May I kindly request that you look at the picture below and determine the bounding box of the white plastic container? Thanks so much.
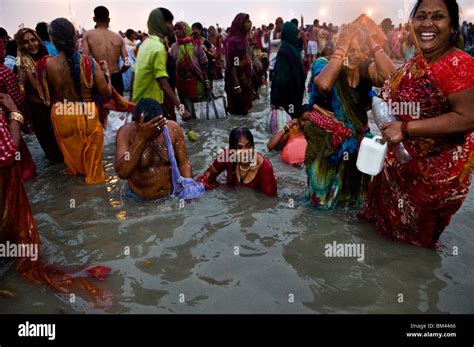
[356,135,387,176]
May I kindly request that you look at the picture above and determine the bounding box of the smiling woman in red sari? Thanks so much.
[360,0,474,248]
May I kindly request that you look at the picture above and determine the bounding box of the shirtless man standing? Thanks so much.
[115,98,192,201]
[307,19,320,64]
[82,6,129,95]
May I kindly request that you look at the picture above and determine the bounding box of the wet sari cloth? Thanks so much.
[360,51,474,247]
[305,57,372,209]
[270,22,307,118]
[224,13,257,115]
[46,54,105,184]
[0,119,108,302]
[172,22,207,103]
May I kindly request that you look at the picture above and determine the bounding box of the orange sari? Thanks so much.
[51,102,105,184]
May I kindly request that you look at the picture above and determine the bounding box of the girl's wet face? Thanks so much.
[237,137,253,150]
[236,137,255,164]
[412,0,452,56]
[22,32,39,56]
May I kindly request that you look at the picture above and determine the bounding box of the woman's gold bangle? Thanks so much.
[9,111,25,125]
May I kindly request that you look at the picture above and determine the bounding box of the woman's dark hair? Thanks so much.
[229,127,254,150]
[6,40,17,57]
[134,98,169,122]
[159,8,174,22]
[192,22,203,31]
[49,18,81,100]
[35,22,50,42]
[410,0,461,45]
[125,29,135,39]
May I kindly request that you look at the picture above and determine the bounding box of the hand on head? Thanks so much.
[137,112,167,141]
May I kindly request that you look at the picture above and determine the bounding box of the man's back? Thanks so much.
[84,28,123,73]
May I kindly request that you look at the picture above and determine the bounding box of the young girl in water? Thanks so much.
[198,127,277,197]
[267,104,310,165]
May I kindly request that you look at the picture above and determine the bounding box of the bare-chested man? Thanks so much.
[307,19,320,63]
[83,6,129,95]
[115,98,192,201]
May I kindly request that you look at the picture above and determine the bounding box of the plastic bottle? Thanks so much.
[368,91,412,164]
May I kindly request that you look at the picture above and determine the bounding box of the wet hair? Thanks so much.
[410,0,460,45]
[229,127,254,150]
[125,29,135,39]
[192,22,203,31]
[160,8,174,22]
[291,19,299,27]
[133,98,169,122]
[49,18,81,100]
[35,22,50,42]
[94,6,109,22]
[6,40,17,57]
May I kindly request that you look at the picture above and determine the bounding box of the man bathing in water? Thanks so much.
[82,6,129,95]
[115,98,192,201]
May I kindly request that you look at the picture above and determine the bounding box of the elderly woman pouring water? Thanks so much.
[360,0,474,248]
[305,15,396,210]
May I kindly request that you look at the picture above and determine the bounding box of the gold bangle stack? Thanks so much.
[9,111,25,125]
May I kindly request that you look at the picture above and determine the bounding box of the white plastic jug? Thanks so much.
[356,135,387,176]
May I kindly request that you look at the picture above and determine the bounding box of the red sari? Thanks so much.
[198,148,277,197]
[0,65,37,181]
[360,50,474,247]
[0,116,108,300]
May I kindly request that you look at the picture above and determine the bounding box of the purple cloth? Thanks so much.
[163,126,205,200]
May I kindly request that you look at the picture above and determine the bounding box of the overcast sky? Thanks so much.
[1,0,473,35]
